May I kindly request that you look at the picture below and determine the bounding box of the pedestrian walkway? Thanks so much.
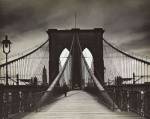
[15,90,144,119]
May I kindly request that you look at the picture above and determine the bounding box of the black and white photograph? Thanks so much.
[0,0,150,118]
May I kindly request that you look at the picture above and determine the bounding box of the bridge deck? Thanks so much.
[14,90,144,119]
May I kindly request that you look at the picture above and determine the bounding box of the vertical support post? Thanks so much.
[146,56,148,82]
[2,67,4,84]
[113,87,115,111]
[9,64,11,84]
[6,53,8,86]
[0,67,1,84]
[133,72,135,84]
[136,60,138,82]
[137,61,139,84]
[126,56,128,79]
[124,56,126,79]
[144,63,145,83]
[129,58,131,80]
[16,74,19,85]
[140,91,144,117]
[141,62,142,84]
[147,64,149,82]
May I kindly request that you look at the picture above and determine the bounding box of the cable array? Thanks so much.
[103,39,150,85]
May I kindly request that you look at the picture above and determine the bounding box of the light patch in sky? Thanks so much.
[82,48,93,68]
[60,48,70,67]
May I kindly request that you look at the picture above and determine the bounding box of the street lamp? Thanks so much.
[2,35,11,85]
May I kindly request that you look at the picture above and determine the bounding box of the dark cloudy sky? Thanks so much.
[0,0,150,59]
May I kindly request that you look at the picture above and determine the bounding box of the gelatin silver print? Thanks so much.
[0,0,150,119]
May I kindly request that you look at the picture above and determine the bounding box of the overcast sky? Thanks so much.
[0,0,150,59]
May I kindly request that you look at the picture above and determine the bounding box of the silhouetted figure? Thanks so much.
[33,76,38,85]
[63,83,68,97]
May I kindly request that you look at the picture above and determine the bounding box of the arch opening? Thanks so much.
[59,48,71,87]
[82,48,94,87]
[59,48,70,67]
[82,48,94,70]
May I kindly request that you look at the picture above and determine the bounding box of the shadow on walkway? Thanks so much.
[10,91,80,119]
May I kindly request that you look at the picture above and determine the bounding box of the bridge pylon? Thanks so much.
[47,28,105,87]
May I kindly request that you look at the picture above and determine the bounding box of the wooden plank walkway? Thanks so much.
[16,90,144,119]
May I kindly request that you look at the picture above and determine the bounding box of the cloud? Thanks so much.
[120,34,150,50]
[0,0,150,57]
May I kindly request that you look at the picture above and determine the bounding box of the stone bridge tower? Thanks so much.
[47,28,104,88]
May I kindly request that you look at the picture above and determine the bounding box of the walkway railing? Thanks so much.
[103,39,150,118]
[0,35,74,118]
[0,39,50,118]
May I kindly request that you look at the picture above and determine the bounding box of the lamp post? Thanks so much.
[2,35,11,86]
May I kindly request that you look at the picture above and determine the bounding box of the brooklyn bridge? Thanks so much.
[0,28,149,119]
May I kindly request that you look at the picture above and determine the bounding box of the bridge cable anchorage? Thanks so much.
[75,32,119,110]
[37,34,75,107]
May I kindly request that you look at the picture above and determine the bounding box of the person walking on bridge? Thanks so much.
[63,83,69,97]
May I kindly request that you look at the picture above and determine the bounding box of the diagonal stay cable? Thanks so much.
[37,34,75,106]
[76,33,119,110]
[76,33,104,91]
[47,34,75,92]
